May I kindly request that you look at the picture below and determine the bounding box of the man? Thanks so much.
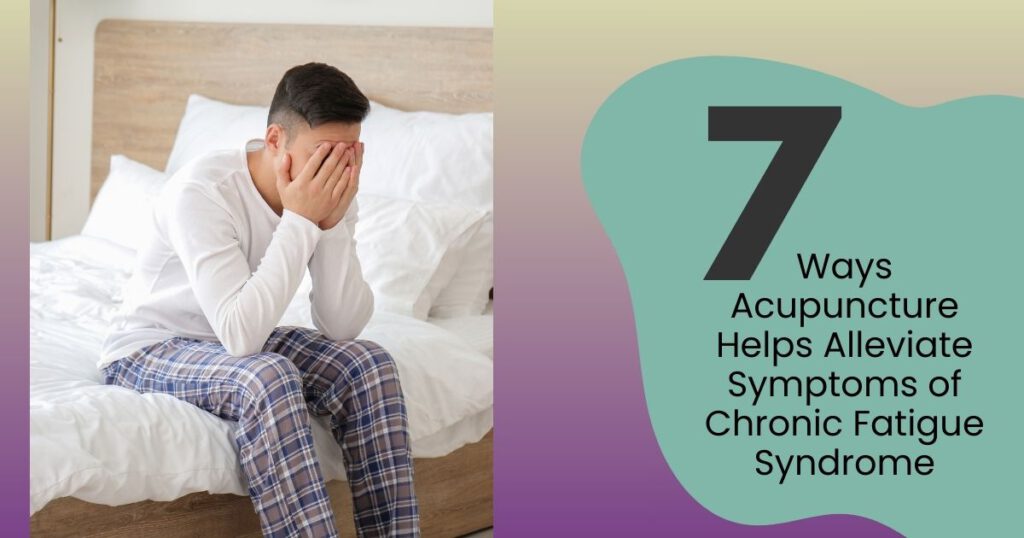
[99,63,419,537]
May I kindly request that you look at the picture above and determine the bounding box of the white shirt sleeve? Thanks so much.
[165,184,323,356]
[307,199,375,341]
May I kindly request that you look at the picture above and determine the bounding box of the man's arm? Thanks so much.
[167,142,347,356]
[166,184,322,356]
[308,142,373,339]
[308,198,374,340]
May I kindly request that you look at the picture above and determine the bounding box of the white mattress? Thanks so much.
[30,235,493,515]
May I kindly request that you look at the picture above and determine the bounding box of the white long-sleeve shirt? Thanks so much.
[98,141,374,369]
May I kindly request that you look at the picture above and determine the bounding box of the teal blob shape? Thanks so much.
[581,56,1024,536]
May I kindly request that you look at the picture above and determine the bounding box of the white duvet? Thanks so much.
[30,235,493,515]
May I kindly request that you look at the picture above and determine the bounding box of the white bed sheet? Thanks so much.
[30,235,493,515]
[427,309,494,360]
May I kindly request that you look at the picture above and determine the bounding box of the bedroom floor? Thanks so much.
[465,528,493,537]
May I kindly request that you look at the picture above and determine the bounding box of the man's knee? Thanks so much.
[342,339,400,383]
[239,352,302,405]
[356,339,395,364]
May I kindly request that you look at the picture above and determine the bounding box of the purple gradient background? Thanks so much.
[492,93,898,536]
[5,1,29,534]
[491,1,1021,533]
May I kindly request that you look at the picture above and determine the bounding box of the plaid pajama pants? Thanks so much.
[101,325,420,537]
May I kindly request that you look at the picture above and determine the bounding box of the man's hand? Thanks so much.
[318,141,362,231]
[276,142,351,225]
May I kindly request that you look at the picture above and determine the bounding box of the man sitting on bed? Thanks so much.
[98,63,419,538]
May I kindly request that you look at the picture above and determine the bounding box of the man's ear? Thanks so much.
[265,124,285,153]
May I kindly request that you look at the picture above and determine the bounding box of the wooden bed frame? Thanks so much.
[30,433,492,537]
[30,19,493,537]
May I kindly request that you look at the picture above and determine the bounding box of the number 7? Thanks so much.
[704,106,841,280]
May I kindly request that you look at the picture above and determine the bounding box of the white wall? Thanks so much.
[29,0,50,241]
[48,0,493,239]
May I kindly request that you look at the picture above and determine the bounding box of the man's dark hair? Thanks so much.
[268,62,370,141]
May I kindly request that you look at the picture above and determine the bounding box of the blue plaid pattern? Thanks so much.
[101,325,420,537]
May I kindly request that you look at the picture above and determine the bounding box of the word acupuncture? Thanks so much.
[731,292,959,328]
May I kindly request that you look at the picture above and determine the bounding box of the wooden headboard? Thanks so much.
[91,20,493,200]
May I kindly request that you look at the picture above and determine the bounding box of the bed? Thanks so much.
[30,20,493,537]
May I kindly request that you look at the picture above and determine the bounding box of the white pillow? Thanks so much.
[360,102,494,317]
[164,94,268,175]
[81,155,167,251]
[430,213,493,317]
[354,194,486,319]
[418,218,483,317]
[165,96,494,210]
[359,101,493,209]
